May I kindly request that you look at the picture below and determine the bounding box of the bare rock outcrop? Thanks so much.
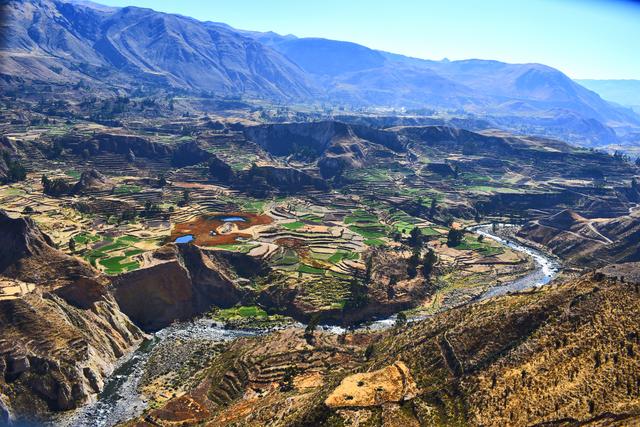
[72,168,113,193]
[325,361,419,408]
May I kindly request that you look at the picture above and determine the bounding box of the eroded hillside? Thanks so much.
[122,267,640,427]
[0,211,145,423]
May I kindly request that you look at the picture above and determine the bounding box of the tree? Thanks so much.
[387,276,397,300]
[364,254,374,284]
[177,190,190,207]
[478,234,485,243]
[408,227,423,248]
[345,277,368,310]
[447,228,464,247]
[157,174,167,188]
[280,366,296,392]
[364,344,375,361]
[2,153,27,184]
[422,248,437,278]
[68,238,76,253]
[429,198,438,217]
[453,163,460,179]
[407,251,420,279]
[395,312,407,328]
[444,215,454,227]
[126,149,135,163]
[304,315,319,345]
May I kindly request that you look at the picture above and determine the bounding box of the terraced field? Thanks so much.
[79,233,161,275]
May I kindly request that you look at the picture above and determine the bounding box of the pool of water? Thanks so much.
[174,234,194,244]
[216,216,246,222]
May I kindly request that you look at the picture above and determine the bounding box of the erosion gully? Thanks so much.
[60,224,561,427]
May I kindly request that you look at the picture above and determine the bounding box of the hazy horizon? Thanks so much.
[94,0,640,80]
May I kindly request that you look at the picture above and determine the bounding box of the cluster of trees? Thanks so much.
[1,153,26,184]
[44,140,64,160]
[407,247,438,279]
[41,174,73,196]
[405,197,439,221]
[34,99,71,117]
[345,276,369,310]
[140,200,163,218]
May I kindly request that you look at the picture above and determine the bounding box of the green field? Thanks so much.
[298,264,326,275]
[98,256,140,275]
[80,234,152,275]
[214,305,268,320]
[453,236,505,256]
[282,221,305,230]
[328,250,359,264]
[65,170,81,180]
[114,184,142,195]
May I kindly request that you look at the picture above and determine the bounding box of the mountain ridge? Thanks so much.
[2,0,640,147]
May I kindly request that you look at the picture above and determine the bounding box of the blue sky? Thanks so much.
[97,0,640,79]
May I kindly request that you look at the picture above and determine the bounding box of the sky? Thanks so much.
[96,0,640,79]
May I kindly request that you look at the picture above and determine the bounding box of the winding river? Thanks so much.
[60,224,561,427]
[470,224,561,299]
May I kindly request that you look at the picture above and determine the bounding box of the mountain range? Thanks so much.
[2,0,640,146]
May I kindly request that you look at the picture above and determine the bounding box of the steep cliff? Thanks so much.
[0,211,145,424]
[112,244,251,331]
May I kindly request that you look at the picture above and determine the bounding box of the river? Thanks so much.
[60,223,560,427]
[470,224,561,299]
[58,320,258,427]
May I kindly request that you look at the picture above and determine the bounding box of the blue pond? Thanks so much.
[174,234,194,244]
[216,216,246,222]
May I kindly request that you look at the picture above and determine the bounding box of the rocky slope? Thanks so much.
[244,121,404,179]
[0,0,313,99]
[0,211,145,424]
[518,209,640,267]
[122,266,640,426]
